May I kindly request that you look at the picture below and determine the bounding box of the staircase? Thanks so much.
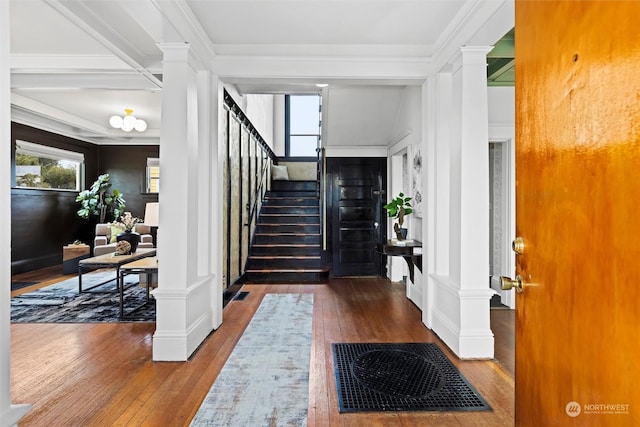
[244,180,329,283]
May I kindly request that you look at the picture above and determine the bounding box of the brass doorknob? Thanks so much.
[512,237,525,255]
[500,275,523,293]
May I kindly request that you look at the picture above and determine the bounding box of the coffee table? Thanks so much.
[118,256,158,319]
[78,248,156,293]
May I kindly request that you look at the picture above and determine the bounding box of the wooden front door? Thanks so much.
[328,157,386,277]
[515,1,640,425]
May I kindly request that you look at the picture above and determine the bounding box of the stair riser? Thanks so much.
[266,191,317,198]
[244,271,328,283]
[260,206,319,215]
[271,181,317,192]
[252,234,320,245]
[256,224,320,234]
[246,258,325,269]
[250,246,321,256]
[263,198,318,207]
[258,215,319,224]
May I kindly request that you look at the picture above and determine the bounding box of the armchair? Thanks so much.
[93,223,154,256]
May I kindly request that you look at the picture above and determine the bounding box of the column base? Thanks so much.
[430,275,495,359]
[151,275,220,361]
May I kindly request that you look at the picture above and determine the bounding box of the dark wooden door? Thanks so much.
[329,158,386,277]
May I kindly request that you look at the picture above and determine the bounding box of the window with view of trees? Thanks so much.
[286,94,321,157]
[14,140,83,191]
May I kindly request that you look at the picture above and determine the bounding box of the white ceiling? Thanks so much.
[8,0,513,146]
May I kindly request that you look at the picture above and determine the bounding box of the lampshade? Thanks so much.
[109,108,147,133]
[144,202,159,227]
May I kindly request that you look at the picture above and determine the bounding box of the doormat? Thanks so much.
[332,343,492,413]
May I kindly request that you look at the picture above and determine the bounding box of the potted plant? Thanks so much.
[383,192,413,240]
[76,174,126,224]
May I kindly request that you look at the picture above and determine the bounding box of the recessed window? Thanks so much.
[14,140,83,191]
[286,94,321,157]
[146,158,160,193]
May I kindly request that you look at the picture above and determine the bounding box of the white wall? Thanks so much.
[387,85,424,308]
[245,94,275,148]
[488,86,515,138]
[488,86,516,308]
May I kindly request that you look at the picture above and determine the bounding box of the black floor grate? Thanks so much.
[233,291,250,301]
[332,343,492,413]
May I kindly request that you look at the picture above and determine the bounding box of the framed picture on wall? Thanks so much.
[412,146,423,218]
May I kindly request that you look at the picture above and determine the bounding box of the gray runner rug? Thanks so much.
[190,293,314,427]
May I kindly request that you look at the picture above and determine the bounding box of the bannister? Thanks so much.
[223,90,278,164]
[317,147,326,253]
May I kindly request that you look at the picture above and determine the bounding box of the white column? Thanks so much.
[0,2,32,424]
[152,43,220,361]
[430,47,495,359]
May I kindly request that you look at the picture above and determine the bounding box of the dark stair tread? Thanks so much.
[245,268,330,273]
[255,232,320,235]
[260,213,319,216]
[252,244,320,247]
[249,255,321,259]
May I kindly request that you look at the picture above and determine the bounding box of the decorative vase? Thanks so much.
[116,230,140,253]
[394,223,408,240]
[399,228,408,240]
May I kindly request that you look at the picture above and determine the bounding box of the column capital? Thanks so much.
[157,42,193,63]
[451,45,494,71]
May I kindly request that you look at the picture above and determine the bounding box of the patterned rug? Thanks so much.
[11,270,155,323]
[190,293,314,426]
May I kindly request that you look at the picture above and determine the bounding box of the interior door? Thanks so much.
[514,2,640,425]
[329,157,386,277]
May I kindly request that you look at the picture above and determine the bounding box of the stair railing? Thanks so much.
[223,90,278,288]
[317,146,326,254]
[223,90,277,230]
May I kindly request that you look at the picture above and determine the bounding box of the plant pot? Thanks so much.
[116,230,140,253]
[395,227,408,240]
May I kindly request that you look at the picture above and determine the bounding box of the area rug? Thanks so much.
[11,270,155,323]
[332,342,492,413]
[190,293,314,426]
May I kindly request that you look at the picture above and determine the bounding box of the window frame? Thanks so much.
[146,157,160,193]
[285,94,322,157]
[14,140,84,191]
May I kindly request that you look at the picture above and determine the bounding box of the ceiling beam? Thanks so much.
[47,0,162,88]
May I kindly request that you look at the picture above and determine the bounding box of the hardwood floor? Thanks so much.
[10,274,515,426]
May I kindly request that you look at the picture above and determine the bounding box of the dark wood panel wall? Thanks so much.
[10,122,159,275]
[98,145,159,220]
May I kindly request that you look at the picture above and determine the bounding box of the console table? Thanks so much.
[376,240,422,283]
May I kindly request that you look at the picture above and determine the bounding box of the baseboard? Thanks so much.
[11,254,60,275]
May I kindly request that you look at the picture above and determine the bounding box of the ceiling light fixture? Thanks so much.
[109,108,147,132]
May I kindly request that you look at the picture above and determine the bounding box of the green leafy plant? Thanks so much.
[76,174,126,223]
[383,192,413,239]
